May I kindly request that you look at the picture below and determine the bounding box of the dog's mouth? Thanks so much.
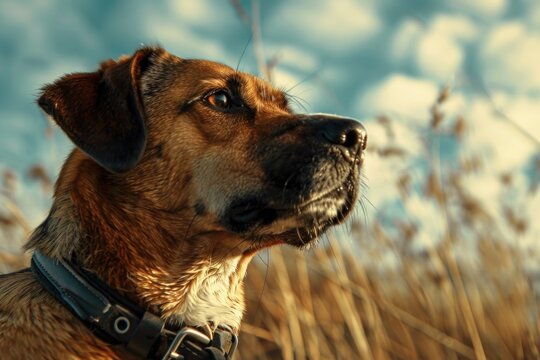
[228,184,348,224]
[224,170,359,246]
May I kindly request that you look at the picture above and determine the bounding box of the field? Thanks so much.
[1,92,539,359]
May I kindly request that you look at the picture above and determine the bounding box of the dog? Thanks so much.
[0,46,366,359]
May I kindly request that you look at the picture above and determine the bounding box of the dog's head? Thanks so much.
[38,46,366,250]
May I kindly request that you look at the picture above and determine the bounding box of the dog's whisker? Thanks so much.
[288,71,318,93]
[256,252,268,266]
[183,213,198,242]
[284,92,309,112]
[236,33,253,72]
[359,198,369,232]
[361,194,377,212]
[251,248,270,322]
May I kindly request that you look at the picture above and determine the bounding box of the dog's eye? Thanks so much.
[206,91,231,110]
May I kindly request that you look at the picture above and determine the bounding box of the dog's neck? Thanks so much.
[26,151,254,330]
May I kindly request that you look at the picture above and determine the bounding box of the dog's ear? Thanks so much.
[38,47,160,173]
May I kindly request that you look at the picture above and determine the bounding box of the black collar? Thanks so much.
[30,250,238,360]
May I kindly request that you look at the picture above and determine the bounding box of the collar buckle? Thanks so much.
[161,324,238,360]
[161,326,212,360]
[216,324,238,358]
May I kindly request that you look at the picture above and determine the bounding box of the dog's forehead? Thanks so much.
[180,58,235,76]
[141,53,288,110]
[237,72,286,103]
[172,58,285,100]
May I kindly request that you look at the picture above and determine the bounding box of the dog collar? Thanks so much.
[30,250,238,360]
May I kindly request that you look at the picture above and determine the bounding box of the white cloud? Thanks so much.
[440,91,468,119]
[269,0,382,52]
[362,119,387,148]
[145,22,228,61]
[265,44,318,72]
[166,0,235,27]
[357,73,439,121]
[141,0,243,63]
[460,173,503,206]
[404,194,445,249]
[490,92,540,142]
[362,116,423,155]
[361,118,424,215]
[361,153,401,210]
[430,15,479,41]
[482,22,540,92]
[390,19,423,61]
[417,32,463,82]
[416,15,478,81]
[448,0,508,18]
[389,15,478,81]
[483,22,524,55]
[530,3,540,26]
[461,98,538,173]
[391,121,424,155]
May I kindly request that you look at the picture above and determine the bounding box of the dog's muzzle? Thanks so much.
[223,114,366,243]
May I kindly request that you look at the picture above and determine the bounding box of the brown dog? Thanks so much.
[0,46,366,359]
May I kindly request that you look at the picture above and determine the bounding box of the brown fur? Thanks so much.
[0,47,365,359]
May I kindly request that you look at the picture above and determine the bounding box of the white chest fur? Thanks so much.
[175,257,245,329]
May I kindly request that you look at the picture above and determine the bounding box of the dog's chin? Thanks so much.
[277,188,357,248]
[224,177,358,248]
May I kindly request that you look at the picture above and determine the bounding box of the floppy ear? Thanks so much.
[38,47,159,173]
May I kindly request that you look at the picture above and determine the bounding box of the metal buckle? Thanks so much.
[161,326,212,360]
[218,324,238,358]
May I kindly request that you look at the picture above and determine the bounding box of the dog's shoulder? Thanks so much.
[0,269,48,313]
[0,270,119,359]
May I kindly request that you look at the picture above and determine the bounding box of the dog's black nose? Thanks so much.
[313,115,367,151]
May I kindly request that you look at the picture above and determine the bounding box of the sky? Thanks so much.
[0,0,539,260]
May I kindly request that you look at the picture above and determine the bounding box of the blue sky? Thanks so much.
[0,0,539,255]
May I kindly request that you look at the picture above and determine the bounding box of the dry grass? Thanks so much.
[2,200,539,359]
[238,232,539,359]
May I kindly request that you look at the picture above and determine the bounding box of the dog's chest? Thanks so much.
[177,259,244,329]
